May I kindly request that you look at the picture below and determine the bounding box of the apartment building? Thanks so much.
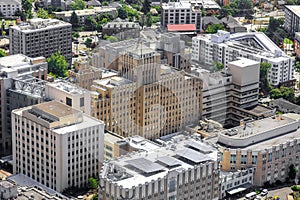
[284,5,300,33]
[9,18,72,65]
[91,44,201,140]
[45,80,92,116]
[99,134,220,200]
[295,32,300,58]
[12,101,104,192]
[156,33,191,72]
[102,21,140,41]
[53,7,117,26]
[68,60,105,90]
[216,113,300,186]
[192,30,295,86]
[0,54,47,156]
[161,1,202,32]
[0,0,21,17]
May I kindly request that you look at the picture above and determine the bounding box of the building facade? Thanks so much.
[192,30,295,86]
[102,21,140,40]
[12,101,104,192]
[9,18,72,65]
[0,54,47,156]
[91,44,201,140]
[99,134,220,200]
[284,5,300,33]
[0,0,21,17]
[217,114,300,186]
[161,2,202,32]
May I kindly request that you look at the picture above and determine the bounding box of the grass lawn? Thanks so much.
[1,19,16,28]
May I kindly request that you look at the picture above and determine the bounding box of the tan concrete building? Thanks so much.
[68,60,103,90]
[216,113,300,186]
[91,44,201,140]
[12,101,104,192]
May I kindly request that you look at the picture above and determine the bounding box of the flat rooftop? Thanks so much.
[46,80,87,95]
[0,54,41,68]
[285,5,300,17]
[228,58,260,67]
[101,135,218,189]
[32,101,80,119]
[93,76,133,89]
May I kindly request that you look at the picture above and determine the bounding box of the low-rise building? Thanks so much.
[269,98,300,114]
[0,180,18,199]
[216,113,300,186]
[99,134,220,200]
[295,32,300,58]
[102,21,140,40]
[53,7,117,26]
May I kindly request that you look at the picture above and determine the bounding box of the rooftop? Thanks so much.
[228,57,260,68]
[10,18,71,33]
[270,98,300,113]
[167,24,196,32]
[0,0,21,5]
[46,80,88,95]
[162,2,192,9]
[101,134,218,189]
[0,54,45,68]
[285,5,300,17]
[93,76,133,89]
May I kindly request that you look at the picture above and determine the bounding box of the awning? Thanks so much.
[226,183,252,195]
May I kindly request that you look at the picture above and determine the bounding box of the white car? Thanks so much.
[260,189,268,196]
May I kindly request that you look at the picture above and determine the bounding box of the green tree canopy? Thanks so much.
[84,16,97,31]
[146,12,152,27]
[36,8,49,19]
[0,49,6,57]
[118,7,128,19]
[211,62,224,72]
[206,24,225,33]
[88,177,98,189]
[270,87,295,102]
[70,0,86,10]
[260,62,272,96]
[70,11,79,28]
[46,51,68,78]
[142,0,151,14]
[289,164,297,180]
[22,0,33,20]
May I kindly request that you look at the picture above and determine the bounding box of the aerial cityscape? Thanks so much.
[0,0,299,199]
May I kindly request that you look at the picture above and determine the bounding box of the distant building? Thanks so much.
[284,5,300,33]
[86,0,101,8]
[0,54,47,156]
[269,98,300,114]
[294,32,300,58]
[53,7,117,26]
[192,30,295,87]
[216,113,300,186]
[156,33,191,72]
[9,18,72,65]
[102,21,140,40]
[0,0,22,17]
[161,1,202,32]
[99,134,220,200]
[202,16,222,32]
[221,16,247,33]
[51,0,62,9]
[12,101,104,192]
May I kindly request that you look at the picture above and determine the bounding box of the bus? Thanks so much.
[245,192,257,200]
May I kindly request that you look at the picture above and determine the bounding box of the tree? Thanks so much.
[206,24,225,33]
[85,38,93,48]
[289,164,297,180]
[270,87,295,102]
[118,7,128,19]
[0,49,6,57]
[211,62,224,72]
[260,62,272,96]
[46,51,68,78]
[146,13,152,27]
[84,16,97,31]
[88,177,98,189]
[220,5,234,17]
[70,0,86,10]
[70,11,79,28]
[270,88,282,99]
[142,0,151,14]
[22,0,33,20]
[36,8,49,19]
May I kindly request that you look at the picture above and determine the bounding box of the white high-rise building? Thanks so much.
[192,31,295,87]
[9,18,72,65]
[0,0,22,17]
[12,101,104,192]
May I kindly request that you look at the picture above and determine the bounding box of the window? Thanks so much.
[80,97,84,107]
[230,154,236,163]
[66,97,72,106]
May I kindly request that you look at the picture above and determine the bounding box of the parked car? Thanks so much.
[260,189,268,196]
